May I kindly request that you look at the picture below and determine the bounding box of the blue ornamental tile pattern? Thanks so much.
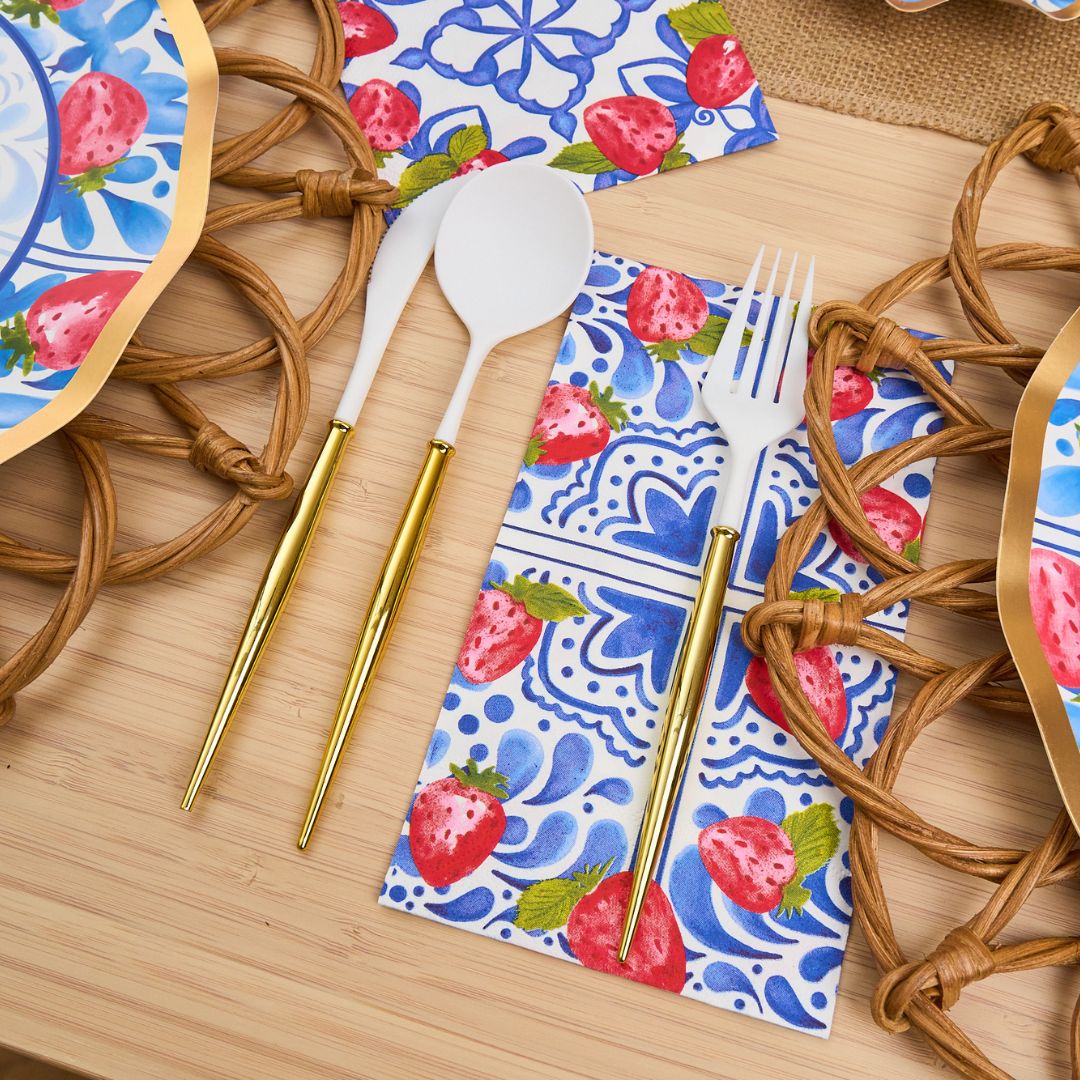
[381,252,951,1036]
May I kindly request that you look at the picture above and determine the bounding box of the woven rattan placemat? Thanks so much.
[724,0,1080,144]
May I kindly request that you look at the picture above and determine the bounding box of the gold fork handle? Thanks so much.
[298,438,455,849]
[182,418,354,812]
[618,523,740,963]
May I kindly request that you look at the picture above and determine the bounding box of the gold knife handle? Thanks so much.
[298,438,455,849]
[618,524,740,963]
[182,418,354,811]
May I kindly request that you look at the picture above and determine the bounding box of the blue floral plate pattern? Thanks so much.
[381,252,952,1036]
[0,0,215,464]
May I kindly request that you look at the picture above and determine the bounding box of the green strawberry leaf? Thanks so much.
[522,582,588,623]
[523,435,545,467]
[514,859,613,931]
[372,149,394,169]
[778,880,812,918]
[866,367,885,384]
[647,339,690,362]
[449,758,510,800]
[549,141,617,175]
[666,1,735,47]
[659,140,692,173]
[0,0,59,27]
[789,587,842,603]
[588,381,629,433]
[902,537,922,564]
[782,803,840,882]
[393,153,455,207]
[493,575,536,605]
[62,163,117,198]
[0,311,35,377]
[447,125,487,167]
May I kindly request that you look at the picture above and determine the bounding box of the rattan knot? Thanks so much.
[189,422,292,502]
[296,167,396,217]
[873,928,997,1035]
[741,592,863,655]
[1024,102,1080,174]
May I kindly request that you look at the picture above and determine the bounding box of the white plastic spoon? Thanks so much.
[298,162,594,848]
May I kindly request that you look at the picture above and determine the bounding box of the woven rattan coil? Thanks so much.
[741,102,1080,1079]
[0,0,395,727]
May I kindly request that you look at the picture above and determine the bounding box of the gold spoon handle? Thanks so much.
[298,438,455,849]
[182,419,354,811]
[618,524,740,963]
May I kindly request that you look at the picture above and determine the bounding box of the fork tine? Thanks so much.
[713,245,764,386]
[736,248,781,399]
[781,256,815,410]
[760,253,798,398]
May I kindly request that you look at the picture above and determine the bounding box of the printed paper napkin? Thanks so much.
[380,253,948,1036]
[336,0,777,207]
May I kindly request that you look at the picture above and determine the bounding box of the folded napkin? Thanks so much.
[337,0,776,206]
[380,252,948,1036]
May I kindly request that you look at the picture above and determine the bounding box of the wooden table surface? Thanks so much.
[3,4,1080,1078]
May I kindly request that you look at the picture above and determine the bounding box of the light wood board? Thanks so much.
[1,3,1079,1078]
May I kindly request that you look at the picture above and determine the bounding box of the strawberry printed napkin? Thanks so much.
[381,253,950,1035]
[336,0,776,208]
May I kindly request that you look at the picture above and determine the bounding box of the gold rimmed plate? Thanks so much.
[1000,306,1080,832]
[0,0,216,465]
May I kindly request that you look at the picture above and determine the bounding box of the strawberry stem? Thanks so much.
[0,312,35,376]
[448,758,510,800]
[588,381,628,433]
[0,0,59,27]
[62,163,118,197]
[523,435,545,467]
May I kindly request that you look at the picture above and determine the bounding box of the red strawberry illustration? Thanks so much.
[514,861,684,992]
[746,648,847,742]
[1030,547,1080,687]
[699,804,839,916]
[457,576,586,684]
[829,486,923,563]
[627,267,710,361]
[409,759,509,887]
[808,351,879,421]
[57,73,148,195]
[337,1,396,57]
[583,96,677,176]
[525,381,628,467]
[0,270,141,375]
[451,148,508,177]
[686,35,755,109]
[348,79,419,160]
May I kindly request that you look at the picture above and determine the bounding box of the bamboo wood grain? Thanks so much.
[2,3,1080,1078]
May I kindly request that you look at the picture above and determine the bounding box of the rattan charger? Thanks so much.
[741,102,1080,1079]
[0,0,395,727]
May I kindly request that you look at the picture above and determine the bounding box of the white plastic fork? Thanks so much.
[619,247,815,964]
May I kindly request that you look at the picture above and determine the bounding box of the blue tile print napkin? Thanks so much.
[380,253,948,1036]
[337,0,777,208]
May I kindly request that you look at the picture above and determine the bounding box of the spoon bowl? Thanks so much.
[435,162,594,350]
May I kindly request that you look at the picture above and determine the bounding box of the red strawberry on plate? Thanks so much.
[627,267,710,361]
[808,350,879,421]
[583,96,677,176]
[829,485,923,563]
[348,79,419,160]
[514,862,685,992]
[409,759,509,887]
[58,73,148,195]
[337,1,396,57]
[686,35,755,109]
[1030,547,1080,687]
[0,270,141,375]
[451,148,508,177]
[699,804,839,916]
[457,576,586,684]
[525,381,628,467]
[746,647,847,742]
